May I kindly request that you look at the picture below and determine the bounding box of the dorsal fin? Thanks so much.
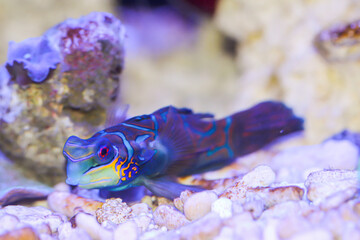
[157,107,210,175]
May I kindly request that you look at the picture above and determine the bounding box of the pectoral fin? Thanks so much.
[142,176,204,199]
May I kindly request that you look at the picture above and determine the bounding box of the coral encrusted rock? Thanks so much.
[0,12,125,185]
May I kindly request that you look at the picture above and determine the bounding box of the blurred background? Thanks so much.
[1,0,360,145]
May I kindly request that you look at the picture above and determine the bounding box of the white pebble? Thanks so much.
[211,198,233,218]
[76,212,113,240]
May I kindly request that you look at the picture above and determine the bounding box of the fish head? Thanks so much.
[63,134,137,189]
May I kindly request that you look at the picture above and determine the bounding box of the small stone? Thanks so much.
[2,205,66,234]
[133,214,153,232]
[320,187,357,211]
[342,224,360,240]
[211,198,233,219]
[243,199,265,219]
[96,198,133,225]
[289,228,333,240]
[305,170,358,205]
[220,166,276,201]
[353,200,360,216]
[76,212,113,240]
[113,220,138,240]
[214,226,235,240]
[157,197,173,206]
[179,212,223,240]
[264,186,304,208]
[48,192,103,217]
[58,222,91,240]
[241,165,276,188]
[224,212,261,239]
[261,201,311,220]
[277,215,311,239]
[53,182,71,193]
[153,205,189,230]
[0,214,20,234]
[131,203,150,216]
[173,190,193,212]
[184,190,218,221]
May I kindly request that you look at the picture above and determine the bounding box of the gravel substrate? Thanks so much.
[0,139,359,239]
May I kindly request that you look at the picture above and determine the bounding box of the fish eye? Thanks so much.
[95,140,115,164]
[98,146,109,159]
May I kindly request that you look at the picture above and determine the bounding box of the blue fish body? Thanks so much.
[63,101,303,199]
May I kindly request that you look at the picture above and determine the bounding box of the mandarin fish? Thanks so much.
[64,101,303,199]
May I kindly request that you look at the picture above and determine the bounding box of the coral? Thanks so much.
[95,198,134,225]
[0,12,125,185]
[6,36,60,85]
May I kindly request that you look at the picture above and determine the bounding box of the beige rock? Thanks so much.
[183,190,218,221]
[240,165,276,188]
[153,205,189,230]
[95,198,133,225]
[47,192,103,217]
[113,220,138,240]
[305,170,358,205]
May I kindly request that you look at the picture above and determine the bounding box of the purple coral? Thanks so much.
[4,12,125,87]
[45,12,126,81]
[6,37,61,86]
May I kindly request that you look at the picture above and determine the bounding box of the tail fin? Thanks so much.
[230,101,304,156]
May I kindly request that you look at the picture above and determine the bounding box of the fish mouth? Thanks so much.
[65,176,80,186]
